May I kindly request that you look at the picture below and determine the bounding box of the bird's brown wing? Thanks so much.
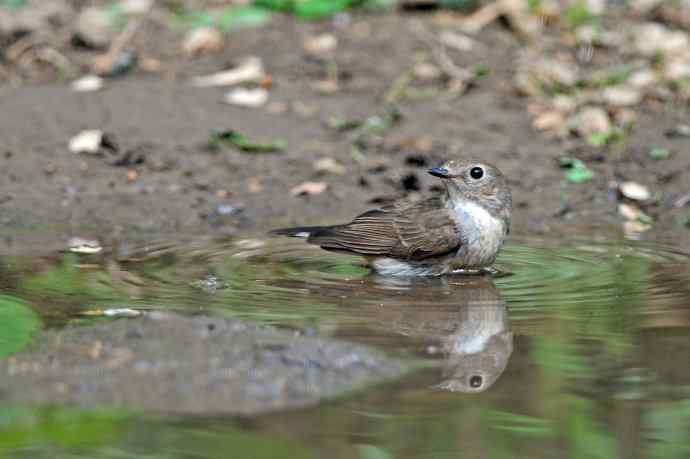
[307,198,462,260]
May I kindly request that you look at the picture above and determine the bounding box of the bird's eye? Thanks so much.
[470,167,484,180]
[469,375,483,388]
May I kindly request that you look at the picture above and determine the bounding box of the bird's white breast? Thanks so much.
[452,200,506,267]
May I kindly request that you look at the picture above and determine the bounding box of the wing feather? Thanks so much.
[307,198,463,260]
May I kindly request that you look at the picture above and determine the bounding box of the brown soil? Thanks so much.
[2,8,690,251]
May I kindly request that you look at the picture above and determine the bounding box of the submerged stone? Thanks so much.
[0,313,405,415]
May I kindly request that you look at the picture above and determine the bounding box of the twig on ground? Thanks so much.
[92,0,157,75]
[5,35,72,75]
[410,20,472,82]
[459,0,539,40]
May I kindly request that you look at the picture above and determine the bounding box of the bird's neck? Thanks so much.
[443,186,510,230]
[446,194,508,240]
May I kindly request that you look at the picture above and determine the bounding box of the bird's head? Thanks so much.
[428,159,512,222]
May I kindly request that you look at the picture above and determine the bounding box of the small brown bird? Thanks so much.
[272,159,511,276]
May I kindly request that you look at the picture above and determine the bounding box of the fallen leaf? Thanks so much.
[649,148,672,160]
[303,33,338,55]
[247,176,264,193]
[559,157,594,183]
[587,130,621,147]
[574,106,612,137]
[533,111,564,131]
[71,74,104,92]
[601,85,642,107]
[224,87,269,107]
[69,130,106,154]
[566,167,594,183]
[209,129,285,153]
[290,181,329,196]
[619,181,651,201]
[182,27,223,56]
[314,157,346,175]
[413,62,442,81]
[191,56,265,87]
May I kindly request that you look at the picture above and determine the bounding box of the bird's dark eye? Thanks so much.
[470,167,484,180]
[469,375,483,388]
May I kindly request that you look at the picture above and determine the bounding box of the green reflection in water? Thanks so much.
[0,295,40,359]
[0,407,318,459]
[0,407,130,456]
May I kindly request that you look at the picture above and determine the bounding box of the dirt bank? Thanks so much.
[2,8,690,251]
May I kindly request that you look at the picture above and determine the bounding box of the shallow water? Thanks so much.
[2,233,690,458]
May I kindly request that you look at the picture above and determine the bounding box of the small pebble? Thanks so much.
[69,130,104,154]
[619,181,651,201]
[224,88,269,108]
[71,75,104,92]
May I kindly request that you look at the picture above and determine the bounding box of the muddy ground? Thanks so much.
[2,5,690,252]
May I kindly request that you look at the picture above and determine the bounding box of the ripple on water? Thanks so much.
[90,235,685,354]
[209,236,690,312]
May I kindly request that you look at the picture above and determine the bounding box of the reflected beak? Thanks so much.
[428,166,450,178]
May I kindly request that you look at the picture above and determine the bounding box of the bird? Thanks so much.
[272,158,511,276]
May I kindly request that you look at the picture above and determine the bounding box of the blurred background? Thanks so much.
[2,0,690,247]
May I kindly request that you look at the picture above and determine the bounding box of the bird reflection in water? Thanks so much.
[270,269,513,393]
[370,274,512,393]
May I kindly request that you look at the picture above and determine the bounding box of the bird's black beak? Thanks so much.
[428,166,450,178]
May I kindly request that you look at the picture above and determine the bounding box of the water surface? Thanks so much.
[1,234,689,458]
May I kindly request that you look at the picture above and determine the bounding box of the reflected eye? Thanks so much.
[469,375,483,388]
[470,167,484,180]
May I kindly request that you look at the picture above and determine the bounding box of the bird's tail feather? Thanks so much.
[270,226,331,239]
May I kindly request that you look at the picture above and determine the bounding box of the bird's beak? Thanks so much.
[428,166,450,179]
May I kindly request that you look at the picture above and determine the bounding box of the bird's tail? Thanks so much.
[270,226,331,239]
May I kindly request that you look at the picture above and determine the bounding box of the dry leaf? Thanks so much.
[314,158,346,175]
[303,33,337,55]
[619,181,651,201]
[69,130,104,154]
[532,111,564,131]
[247,177,264,193]
[224,87,269,107]
[182,27,223,57]
[573,106,612,137]
[290,181,329,196]
[191,57,264,87]
[71,75,104,92]
[602,85,642,107]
